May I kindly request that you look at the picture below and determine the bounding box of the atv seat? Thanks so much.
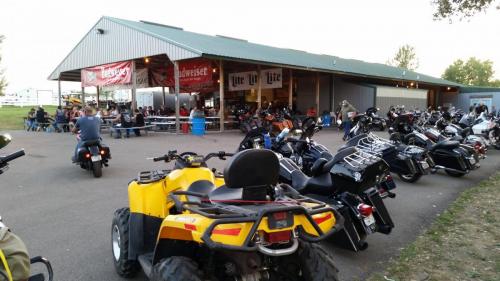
[430,140,459,151]
[186,180,216,203]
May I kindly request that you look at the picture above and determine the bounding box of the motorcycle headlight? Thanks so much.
[353,172,362,182]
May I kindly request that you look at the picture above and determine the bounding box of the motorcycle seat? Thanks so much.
[323,147,358,172]
[82,139,100,146]
[290,170,335,196]
[430,140,459,151]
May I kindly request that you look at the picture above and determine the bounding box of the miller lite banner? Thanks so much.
[228,68,282,91]
[81,61,132,87]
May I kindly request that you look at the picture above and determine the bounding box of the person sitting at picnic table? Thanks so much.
[157,105,168,116]
[132,109,145,137]
[26,108,36,131]
[180,106,189,117]
[110,106,133,138]
[53,106,68,132]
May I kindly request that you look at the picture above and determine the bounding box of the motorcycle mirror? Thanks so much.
[388,127,394,134]
[0,134,12,150]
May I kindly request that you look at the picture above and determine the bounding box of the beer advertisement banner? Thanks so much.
[81,61,132,87]
[228,68,282,91]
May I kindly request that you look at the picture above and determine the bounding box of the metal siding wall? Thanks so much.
[319,75,331,114]
[333,80,375,112]
[296,77,315,114]
[375,86,427,113]
[50,18,200,79]
[452,92,500,111]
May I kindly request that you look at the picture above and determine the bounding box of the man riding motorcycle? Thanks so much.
[0,220,30,281]
[72,107,101,162]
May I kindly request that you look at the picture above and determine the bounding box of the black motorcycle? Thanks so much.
[366,107,386,131]
[73,138,111,178]
[0,134,54,281]
[389,114,480,177]
[341,133,434,183]
[238,123,396,252]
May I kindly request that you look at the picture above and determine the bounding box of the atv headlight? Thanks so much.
[353,172,362,182]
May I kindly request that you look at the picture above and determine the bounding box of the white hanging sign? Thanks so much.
[228,68,282,91]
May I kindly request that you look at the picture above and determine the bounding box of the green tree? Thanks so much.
[432,0,500,20]
[0,35,7,96]
[442,57,499,86]
[387,44,419,71]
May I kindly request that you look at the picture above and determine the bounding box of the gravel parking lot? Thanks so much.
[1,129,499,281]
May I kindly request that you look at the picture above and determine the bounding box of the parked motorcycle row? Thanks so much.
[1,103,498,281]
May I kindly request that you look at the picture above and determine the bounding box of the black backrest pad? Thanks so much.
[224,149,279,189]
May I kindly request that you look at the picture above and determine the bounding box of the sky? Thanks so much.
[0,0,499,93]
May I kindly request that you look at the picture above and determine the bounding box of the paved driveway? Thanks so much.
[1,130,498,281]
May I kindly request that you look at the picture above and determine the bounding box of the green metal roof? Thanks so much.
[459,86,500,93]
[105,16,461,87]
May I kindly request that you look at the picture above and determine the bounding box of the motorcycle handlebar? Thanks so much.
[1,150,25,163]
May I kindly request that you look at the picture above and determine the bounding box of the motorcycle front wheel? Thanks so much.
[92,161,102,178]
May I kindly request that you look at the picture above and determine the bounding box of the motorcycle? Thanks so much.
[366,107,386,131]
[346,114,372,140]
[238,121,396,252]
[73,135,111,178]
[0,134,54,281]
[389,114,480,177]
[436,114,488,158]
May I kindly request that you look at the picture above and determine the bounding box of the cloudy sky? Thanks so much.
[0,0,499,93]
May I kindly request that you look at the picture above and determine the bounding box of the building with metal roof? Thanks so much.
[49,16,465,132]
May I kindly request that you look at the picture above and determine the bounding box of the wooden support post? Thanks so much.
[174,61,180,134]
[58,78,62,107]
[131,60,137,111]
[315,73,320,116]
[257,65,262,109]
[161,87,166,106]
[81,87,85,105]
[288,69,293,108]
[96,86,100,108]
[219,60,225,132]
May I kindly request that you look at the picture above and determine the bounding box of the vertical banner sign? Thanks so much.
[260,68,282,89]
[81,61,132,87]
[228,68,282,91]
[228,71,258,91]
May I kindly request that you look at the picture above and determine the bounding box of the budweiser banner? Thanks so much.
[166,59,212,87]
[81,61,132,87]
[228,68,282,91]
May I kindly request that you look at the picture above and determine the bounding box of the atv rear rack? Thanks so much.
[168,186,344,252]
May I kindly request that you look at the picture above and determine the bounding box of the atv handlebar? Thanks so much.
[0,149,25,164]
[152,150,234,163]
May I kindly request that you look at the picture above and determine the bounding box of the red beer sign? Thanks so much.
[81,61,132,87]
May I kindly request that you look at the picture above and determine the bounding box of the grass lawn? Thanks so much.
[369,172,500,281]
[0,105,58,130]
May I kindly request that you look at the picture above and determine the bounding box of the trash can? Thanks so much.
[191,117,206,136]
[322,113,332,127]
[181,123,189,134]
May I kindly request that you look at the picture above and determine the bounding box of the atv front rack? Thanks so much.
[168,187,344,252]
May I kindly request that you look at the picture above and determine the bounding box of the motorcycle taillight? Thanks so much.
[357,204,373,217]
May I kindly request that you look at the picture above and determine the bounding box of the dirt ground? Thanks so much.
[370,173,500,281]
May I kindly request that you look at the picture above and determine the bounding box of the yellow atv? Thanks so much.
[111,149,343,281]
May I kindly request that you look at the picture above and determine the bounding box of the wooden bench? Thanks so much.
[110,125,155,138]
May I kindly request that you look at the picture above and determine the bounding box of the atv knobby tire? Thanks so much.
[298,241,339,281]
[151,256,203,281]
[112,207,139,277]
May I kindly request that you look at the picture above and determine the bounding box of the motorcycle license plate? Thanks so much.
[469,158,476,165]
[420,161,429,170]
[91,155,102,162]
[363,214,376,227]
